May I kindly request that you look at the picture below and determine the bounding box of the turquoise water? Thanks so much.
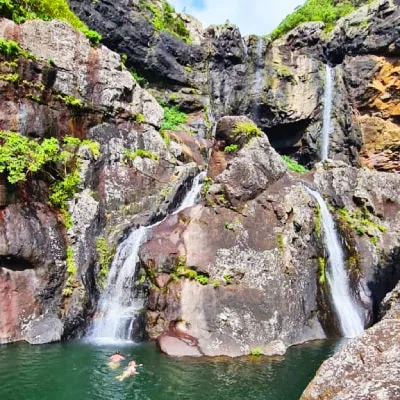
[0,340,340,400]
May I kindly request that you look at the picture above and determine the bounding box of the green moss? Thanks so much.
[63,246,77,297]
[318,257,326,284]
[171,255,209,285]
[250,348,261,356]
[336,206,386,245]
[56,94,84,109]
[123,148,159,162]
[268,0,371,41]
[223,274,232,285]
[135,113,145,123]
[0,0,102,46]
[0,38,35,60]
[141,0,191,43]
[282,155,309,173]
[161,106,187,131]
[277,232,285,255]
[224,144,238,153]
[96,237,115,289]
[224,221,235,231]
[273,62,293,79]
[232,121,262,139]
[160,130,171,148]
[129,68,148,86]
[0,72,19,82]
[201,176,213,196]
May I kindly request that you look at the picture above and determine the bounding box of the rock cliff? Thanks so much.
[0,3,399,390]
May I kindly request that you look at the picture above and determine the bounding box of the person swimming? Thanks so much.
[108,351,125,369]
[116,361,142,381]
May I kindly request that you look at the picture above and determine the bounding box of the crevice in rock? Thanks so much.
[264,119,312,154]
[0,256,35,271]
[368,246,400,323]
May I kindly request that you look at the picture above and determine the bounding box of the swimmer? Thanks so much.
[116,361,142,381]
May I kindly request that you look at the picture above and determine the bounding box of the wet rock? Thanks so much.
[24,315,63,345]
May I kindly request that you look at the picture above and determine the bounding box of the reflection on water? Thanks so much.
[0,340,341,400]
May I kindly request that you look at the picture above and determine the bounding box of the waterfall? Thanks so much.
[321,65,334,161]
[88,172,205,344]
[306,188,365,338]
[173,171,206,215]
[252,36,264,121]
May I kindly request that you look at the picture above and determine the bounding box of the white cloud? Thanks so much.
[170,0,303,36]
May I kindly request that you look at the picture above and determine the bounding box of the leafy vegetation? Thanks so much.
[161,106,187,131]
[336,206,387,244]
[268,0,370,40]
[123,148,159,162]
[171,255,209,285]
[135,113,145,123]
[282,155,309,173]
[250,348,261,356]
[232,121,262,140]
[96,237,115,289]
[0,38,35,59]
[318,256,326,284]
[63,246,77,297]
[224,144,238,153]
[201,176,213,196]
[0,131,100,226]
[223,274,232,285]
[129,68,148,86]
[0,0,102,46]
[57,94,84,109]
[141,0,191,43]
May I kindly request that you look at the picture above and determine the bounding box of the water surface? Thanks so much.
[0,340,340,400]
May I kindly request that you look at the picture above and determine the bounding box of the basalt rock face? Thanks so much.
[301,282,400,400]
[68,0,400,169]
[0,18,205,344]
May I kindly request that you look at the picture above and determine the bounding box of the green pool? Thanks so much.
[0,339,340,400]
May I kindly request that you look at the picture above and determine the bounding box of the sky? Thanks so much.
[170,0,303,36]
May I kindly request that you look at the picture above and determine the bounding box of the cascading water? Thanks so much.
[88,172,206,344]
[321,65,334,161]
[306,188,365,338]
[252,36,264,120]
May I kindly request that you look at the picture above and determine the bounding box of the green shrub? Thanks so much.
[161,106,187,130]
[232,121,262,139]
[0,131,99,222]
[142,0,191,43]
[282,155,309,173]
[0,38,35,59]
[57,94,84,109]
[268,0,368,40]
[0,0,102,46]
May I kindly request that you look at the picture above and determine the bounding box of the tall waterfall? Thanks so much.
[88,172,205,344]
[321,65,334,161]
[306,188,365,338]
[252,37,264,120]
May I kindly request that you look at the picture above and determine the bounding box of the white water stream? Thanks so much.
[306,188,365,338]
[88,172,206,344]
[321,65,334,161]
